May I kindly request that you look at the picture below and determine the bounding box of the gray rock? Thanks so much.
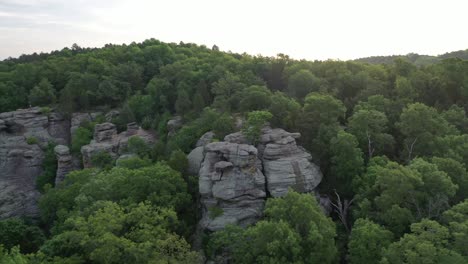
[54,145,77,185]
[259,127,322,197]
[93,122,117,143]
[167,116,183,136]
[70,112,102,136]
[194,126,323,233]
[196,131,215,147]
[81,123,155,168]
[0,107,69,219]
[187,146,204,175]
[198,141,266,232]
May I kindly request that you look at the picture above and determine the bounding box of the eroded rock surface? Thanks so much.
[0,107,69,219]
[54,145,78,185]
[81,122,155,168]
[198,142,266,231]
[189,127,323,232]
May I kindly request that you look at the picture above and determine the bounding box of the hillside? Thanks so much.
[0,39,467,263]
[354,49,468,65]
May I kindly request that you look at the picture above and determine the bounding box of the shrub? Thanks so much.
[26,136,39,145]
[71,127,92,155]
[36,143,57,192]
[90,151,114,170]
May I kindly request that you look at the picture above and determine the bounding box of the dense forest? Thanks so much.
[0,39,468,264]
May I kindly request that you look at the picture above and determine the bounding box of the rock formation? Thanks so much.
[81,122,155,168]
[189,127,323,232]
[54,145,78,185]
[198,142,266,231]
[0,107,69,219]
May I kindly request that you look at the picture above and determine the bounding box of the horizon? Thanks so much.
[1,0,468,61]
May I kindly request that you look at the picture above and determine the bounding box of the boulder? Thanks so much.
[167,116,183,136]
[93,122,117,143]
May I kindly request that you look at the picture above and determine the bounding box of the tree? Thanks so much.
[300,93,346,159]
[28,78,56,106]
[208,191,337,264]
[175,89,192,116]
[242,110,273,144]
[211,72,246,112]
[40,201,199,263]
[239,85,272,111]
[348,109,394,158]
[0,218,45,254]
[397,103,456,161]
[348,218,393,264]
[431,157,468,203]
[264,191,338,263]
[330,130,364,197]
[441,200,468,256]
[287,69,321,99]
[353,158,457,236]
[380,219,465,264]
[267,91,301,130]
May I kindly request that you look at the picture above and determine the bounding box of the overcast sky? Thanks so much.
[1,0,468,60]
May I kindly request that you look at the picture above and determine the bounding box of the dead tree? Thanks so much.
[330,190,354,233]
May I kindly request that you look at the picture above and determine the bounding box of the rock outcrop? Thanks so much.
[0,107,69,219]
[54,145,78,185]
[189,127,323,232]
[81,122,155,168]
[198,142,266,231]
[167,116,183,137]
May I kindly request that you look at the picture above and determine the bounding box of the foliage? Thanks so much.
[348,218,393,264]
[29,78,56,106]
[242,110,273,144]
[0,218,45,254]
[380,219,465,264]
[26,136,38,145]
[71,127,93,155]
[126,136,151,158]
[36,143,57,192]
[207,191,337,264]
[90,151,114,170]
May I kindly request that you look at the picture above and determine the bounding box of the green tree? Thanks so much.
[287,69,321,99]
[0,218,45,254]
[242,110,273,144]
[239,85,272,111]
[397,103,456,161]
[348,109,394,158]
[330,130,364,196]
[441,200,468,256]
[175,89,192,116]
[431,157,468,203]
[28,78,56,106]
[71,127,93,155]
[348,218,393,264]
[380,219,465,264]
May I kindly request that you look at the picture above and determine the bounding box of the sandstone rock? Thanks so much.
[54,145,77,185]
[81,123,155,168]
[194,126,323,233]
[196,131,215,147]
[70,112,102,136]
[93,122,117,143]
[0,107,69,219]
[198,141,266,231]
[167,116,183,136]
[259,127,322,197]
[0,136,42,219]
[187,146,204,175]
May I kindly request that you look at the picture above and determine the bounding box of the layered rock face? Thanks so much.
[81,122,155,167]
[190,127,323,231]
[0,107,69,219]
[54,145,78,185]
[199,142,266,231]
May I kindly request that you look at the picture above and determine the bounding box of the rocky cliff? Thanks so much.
[188,127,323,232]
[0,107,154,219]
[0,107,69,219]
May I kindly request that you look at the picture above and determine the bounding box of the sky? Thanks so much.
[1,0,468,61]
